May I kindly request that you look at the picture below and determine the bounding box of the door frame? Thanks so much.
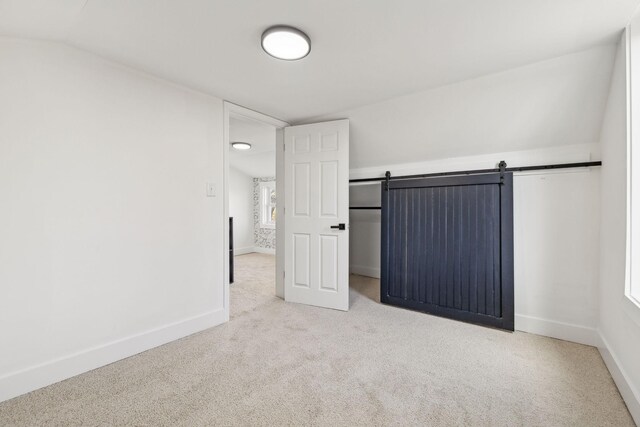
[222,102,289,321]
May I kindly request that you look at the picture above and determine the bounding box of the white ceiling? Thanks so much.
[229,115,276,177]
[1,0,638,123]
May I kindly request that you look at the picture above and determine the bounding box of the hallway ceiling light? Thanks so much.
[232,142,252,150]
[261,25,311,60]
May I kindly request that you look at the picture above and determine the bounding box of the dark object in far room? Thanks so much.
[229,217,234,284]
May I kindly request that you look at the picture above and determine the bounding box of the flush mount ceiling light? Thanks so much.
[231,142,252,150]
[261,25,311,60]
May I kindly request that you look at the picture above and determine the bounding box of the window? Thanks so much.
[260,181,276,229]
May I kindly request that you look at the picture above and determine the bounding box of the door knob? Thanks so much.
[330,223,346,230]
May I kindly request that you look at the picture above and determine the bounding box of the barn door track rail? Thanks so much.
[348,160,601,210]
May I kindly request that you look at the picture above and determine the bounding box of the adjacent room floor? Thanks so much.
[0,253,633,426]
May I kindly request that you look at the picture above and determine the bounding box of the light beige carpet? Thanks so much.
[0,253,634,426]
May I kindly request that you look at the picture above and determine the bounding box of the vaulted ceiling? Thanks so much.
[1,0,638,122]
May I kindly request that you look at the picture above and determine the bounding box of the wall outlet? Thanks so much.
[207,183,216,197]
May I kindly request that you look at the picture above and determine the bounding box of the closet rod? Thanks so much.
[348,160,602,184]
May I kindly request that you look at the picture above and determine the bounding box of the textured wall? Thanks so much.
[253,177,276,250]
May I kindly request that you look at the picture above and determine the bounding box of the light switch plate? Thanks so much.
[206,183,216,197]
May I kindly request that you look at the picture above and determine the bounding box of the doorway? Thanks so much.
[223,103,288,319]
[223,102,351,318]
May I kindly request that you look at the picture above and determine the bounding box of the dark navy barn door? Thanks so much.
[381,173,514,330]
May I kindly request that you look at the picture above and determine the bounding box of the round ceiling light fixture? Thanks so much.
[261,25,311,61]
[231,142,252,150]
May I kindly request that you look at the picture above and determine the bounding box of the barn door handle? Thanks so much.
[331,223,346,230]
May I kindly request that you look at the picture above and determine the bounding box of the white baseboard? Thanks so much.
[0,308,226,403]
[514,314,602,347]
[252,246,275,255]
[234,246,255,256]
[350,265,380,279]
[598,332,640,425]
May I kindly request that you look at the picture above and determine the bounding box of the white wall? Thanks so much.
[598,31,640,423]
[307,45,615,170]
[349,184,382,279]
[0,38,226,402]
[513,168,601,342]
[229,166,254,254]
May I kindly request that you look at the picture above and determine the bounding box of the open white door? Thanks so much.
[284,119,349,311]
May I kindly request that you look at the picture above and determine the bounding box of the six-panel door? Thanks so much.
[284,120,349,311]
